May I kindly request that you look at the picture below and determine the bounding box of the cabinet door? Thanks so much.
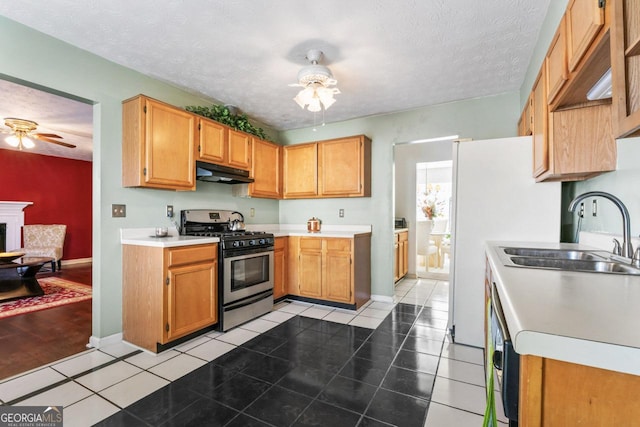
[518,95,533,136]
[197,118,227,164]
[144,98,196,189]
[566,0,605,72]
[532,70,549,178]
[165,260,217,342]
[324,239,352,304]
[283,143,318,198]
[610,0,640,138]
[273,237,287,300]
[394,234,400,282]
[400,232,409,277]
[298,238,323,298]
[228,129,251,170]
[546,19,569,104]
[318,136,369,197]
[249,138,282,199]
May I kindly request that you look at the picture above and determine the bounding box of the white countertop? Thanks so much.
[486,241,640,376]
[245,224,372,238]
[120,228,219,247]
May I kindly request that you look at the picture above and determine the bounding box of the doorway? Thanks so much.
[0,77,93,380]
[415,161,452,280]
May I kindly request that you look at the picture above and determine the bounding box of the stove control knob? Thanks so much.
[259,238,266,245]
[249,240,256,246]
[233,241,240,248]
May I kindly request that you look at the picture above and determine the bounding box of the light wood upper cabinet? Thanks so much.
[283,135,371,199]
[228,129,251,170]
[197,118,227,164]
[546,18,569,104]
[610,0,640,138]
[518,94,533,136]
[566,0,605,72]
[318,135,372,197]
[122,95,196,191]
[532,71,549,178]
[122,243,218,353]
[249,137,282,199]
[283,143,318,198]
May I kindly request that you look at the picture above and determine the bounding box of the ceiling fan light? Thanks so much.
[22,137,35,148]
[307,98,322,112]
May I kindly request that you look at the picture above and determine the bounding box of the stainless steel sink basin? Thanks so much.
[502,247,609,261]
[498,246,640,276]
[509,257,640,275]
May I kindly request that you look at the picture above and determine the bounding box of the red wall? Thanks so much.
[0,149,92,260]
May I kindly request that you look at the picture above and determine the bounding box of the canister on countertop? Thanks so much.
[307,217,321,233]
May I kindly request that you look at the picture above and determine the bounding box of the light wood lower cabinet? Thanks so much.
[122,243,217,352]
[273,237,288,300]
[287,235,371,308]
[519,355,640,426]
[394,230,408,282]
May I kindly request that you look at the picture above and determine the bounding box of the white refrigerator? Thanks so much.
[449,136,562,348]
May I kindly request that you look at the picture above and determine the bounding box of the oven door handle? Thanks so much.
[492,349,503,371]
[223,289,273,311]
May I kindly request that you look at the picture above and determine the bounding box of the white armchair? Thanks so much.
[14,224,67,271]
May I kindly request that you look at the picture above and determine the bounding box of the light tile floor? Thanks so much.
[0,278,507,426]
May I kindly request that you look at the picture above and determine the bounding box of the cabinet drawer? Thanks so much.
[326,238,351,252]
[300,237,323,250]
[398,231,408,242]
[168,244,217,267]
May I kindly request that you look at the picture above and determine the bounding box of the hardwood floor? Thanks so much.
[0,263,92,380]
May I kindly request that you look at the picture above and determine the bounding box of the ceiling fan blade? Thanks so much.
[35,132,63,139]
[36,135,76,148]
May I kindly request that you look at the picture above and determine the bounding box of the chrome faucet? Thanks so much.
[568,191,633,258]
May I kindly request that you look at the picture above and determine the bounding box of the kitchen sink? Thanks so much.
[498,247,640,276]
[501,247,610,261]
[509,257,640,275]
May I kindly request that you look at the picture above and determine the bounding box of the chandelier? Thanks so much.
[291,49,340,112]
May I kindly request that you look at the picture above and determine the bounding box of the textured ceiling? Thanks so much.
[0,0,551,159]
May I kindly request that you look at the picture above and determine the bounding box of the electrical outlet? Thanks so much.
[579,203,585,218]
[592,200,598,217]
[166,205,174,218]
[339,209,344,218]
[250,208,255,218]
[112,204,126,218]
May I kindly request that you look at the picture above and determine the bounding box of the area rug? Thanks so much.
[0,277,92,319]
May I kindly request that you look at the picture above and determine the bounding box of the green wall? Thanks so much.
[280,93,520,297]
[1,15,521,339]
[0,16,279,339]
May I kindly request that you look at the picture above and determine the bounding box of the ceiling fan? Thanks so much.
[1,117,76,150]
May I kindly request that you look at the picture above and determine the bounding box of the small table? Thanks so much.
[0,257,53,303]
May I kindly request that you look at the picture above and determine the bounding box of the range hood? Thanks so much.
[196,161,254,184]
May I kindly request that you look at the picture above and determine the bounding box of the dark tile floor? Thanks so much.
[97,303,443,427]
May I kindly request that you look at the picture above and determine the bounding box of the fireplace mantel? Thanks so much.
[0,201,33,251]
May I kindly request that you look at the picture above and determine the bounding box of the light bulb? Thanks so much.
[22,137,35,148]
[5,135,20,147]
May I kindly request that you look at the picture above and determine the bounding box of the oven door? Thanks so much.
[223,248,274,305]
[490,282,520,423]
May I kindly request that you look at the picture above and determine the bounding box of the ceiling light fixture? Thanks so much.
[291,49,340,113]
[1,117,76,150]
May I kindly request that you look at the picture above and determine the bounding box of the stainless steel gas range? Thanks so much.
[180,209,274,331]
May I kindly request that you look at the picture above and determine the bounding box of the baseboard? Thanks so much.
[371,294,394,304]
[89,333,122,349]
[62,257,92,266]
